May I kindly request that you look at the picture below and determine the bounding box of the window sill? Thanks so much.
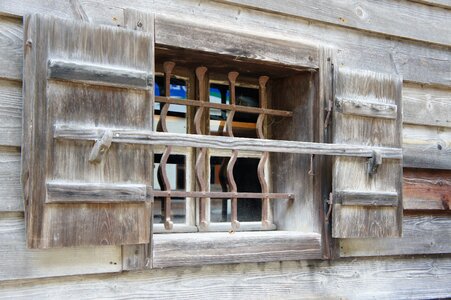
[152,231,322,268]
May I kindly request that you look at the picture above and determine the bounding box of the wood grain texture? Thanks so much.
[215,0,451,46]
[0,1,450,87]
[0,146,22,212]
[335,191,398,207]
[403,168,451,210]
[403,83,451,128]
[0,79,21,147]
[340,214,451,256]
[270,74,320,234]
[408,0,451,9]
[332,68,403,238]
[0,16,22,81]
[22,14,154,248]
[0,215,121,281]
[153,231,322,268]
[1,256,451,299]
[403,124,451,169]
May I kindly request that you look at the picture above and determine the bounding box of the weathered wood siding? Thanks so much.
[0,0,450,298]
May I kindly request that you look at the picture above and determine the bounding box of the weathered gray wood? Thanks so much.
[332,67,403,238]
[0,214,122,281]
[0,146,22,212]
[54,126,403,159]
[0,79,21,146]
[335,97,398,119]
[409,0,451,9]
[403,84,451,128]
[48,59,152,90]
[403,168,451,210]
[335,191,398,207]
[340,214,451,257]
[22,14,153,248]
[46,182,147,204]
[216,0,451,46]
[0,16,22,81]
[153,232,322,268]
[1,256,451,299]
[403,124,451,169]
[0,2,450,87]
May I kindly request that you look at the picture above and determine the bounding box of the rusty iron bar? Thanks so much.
[257,76,271,228]
[149,190,294,200]
[227,71,240,230]
[155,96,292,117]
[195,66,209,230]
[157,61,175,230]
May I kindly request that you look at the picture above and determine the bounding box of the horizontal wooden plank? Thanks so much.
[0,76,21,147]
[215,0,451,47]
[403,124,451,169]
[403,168,451,210]
[0,2,450,87]
[46,182,147,204]
[48,59,152,90]
[1,256,451,299]
[155,15,318,69]
[335,97,398,119]
[54,125,403,159]
[153,231,322,267]
[340,213,451,257]
[408,0,451,9]
[0,16,22,81]
[0,146,22,212]
[403,84,451,128]
[334,191,398,207]
[0,215,121,281]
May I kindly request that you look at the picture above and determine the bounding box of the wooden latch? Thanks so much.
[367,150,382,176]
[89,130,113,164]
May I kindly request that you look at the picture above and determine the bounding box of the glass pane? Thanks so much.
[153,154,186,224]
[210,156,262,222]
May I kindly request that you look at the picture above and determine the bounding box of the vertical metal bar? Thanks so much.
[195,67,209,230]
[257,76,271,228]
[157,61,175,230]
[227,71,240,230]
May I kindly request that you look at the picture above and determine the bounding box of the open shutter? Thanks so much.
[332,67,403,238]
[22,14,154,248]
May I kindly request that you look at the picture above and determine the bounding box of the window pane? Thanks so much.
[210,156,262,222]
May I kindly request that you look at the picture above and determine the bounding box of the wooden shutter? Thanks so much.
[332,67,403,238]
[22,14,154,248]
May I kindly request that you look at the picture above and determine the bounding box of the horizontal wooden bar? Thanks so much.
[54,125,403,159]
[156,96,292,117]
[335,97,398,119]
[48,59,151,89]
[334,191,398,207]
[151,190,293,200]
[46,182,147,203]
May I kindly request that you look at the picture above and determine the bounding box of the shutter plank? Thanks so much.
[23,14,154,248]
[332,68,403,238]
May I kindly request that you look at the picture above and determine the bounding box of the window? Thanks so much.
[22,12,403,269]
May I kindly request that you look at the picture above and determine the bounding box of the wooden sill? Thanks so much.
[152,231,322,268]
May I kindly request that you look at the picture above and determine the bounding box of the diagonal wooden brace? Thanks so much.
[88,130,113,164]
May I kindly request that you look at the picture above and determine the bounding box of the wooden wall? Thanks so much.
[0,0,450,298]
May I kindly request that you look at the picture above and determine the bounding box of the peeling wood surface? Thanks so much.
[0,2,450,87]
[215,0,451,46]
[0,214,121,281]
[340,213,451,256]
[1,256,451,299]
[403,124,451,169]
[403,83,451,128]
[403,168,451,210]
